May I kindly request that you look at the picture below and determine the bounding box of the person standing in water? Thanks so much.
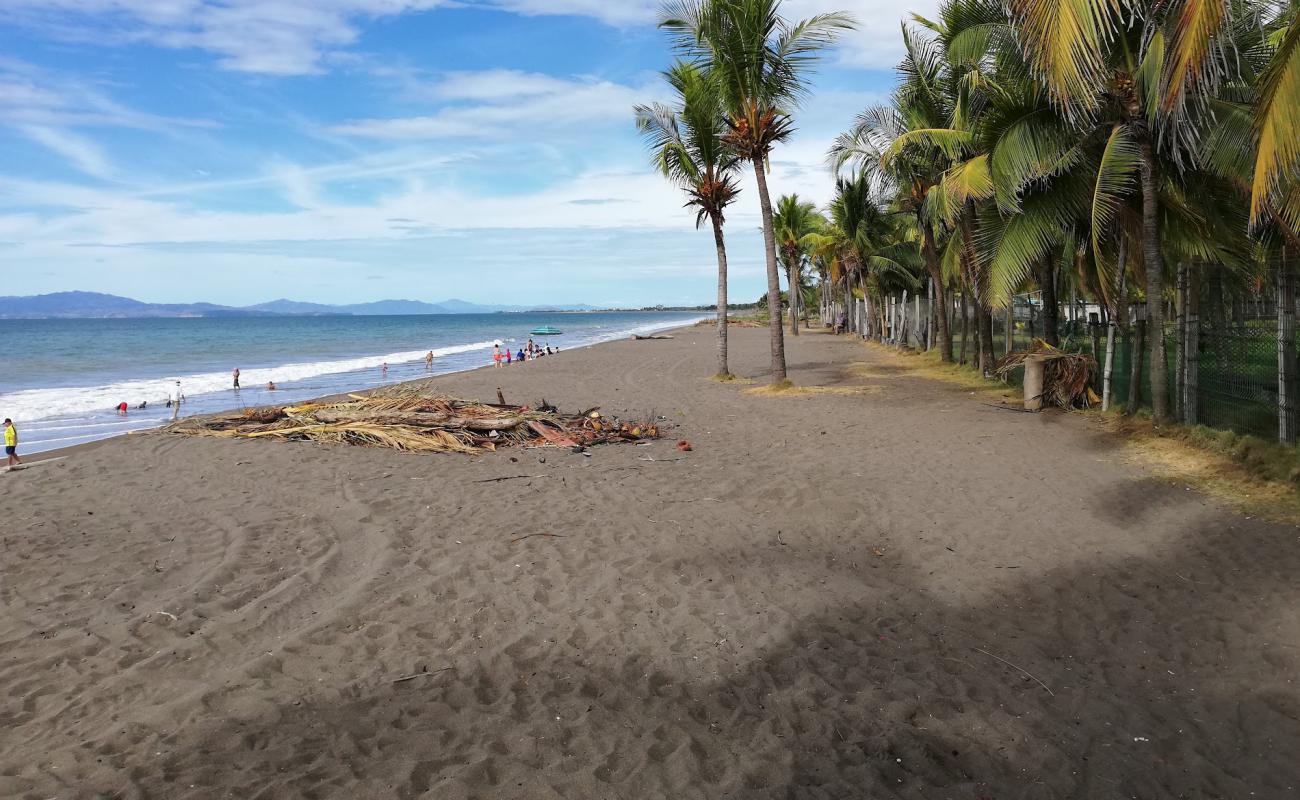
[425,351,434,370]
[169,381,183,421]
[233,367,241,389]
[4,418,20,468]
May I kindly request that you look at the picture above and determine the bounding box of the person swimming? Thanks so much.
[267,381,277,391]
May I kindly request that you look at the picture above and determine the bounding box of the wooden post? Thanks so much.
[1185,261,1200,426]
[915,290,923,349]
[1088,312,1101,391]
[1175,262,1187,422]
[1126,310,1146,415]
[958,290,969,365]
[1004,303,1013,355]
[1023,355,1046,411]
[925,280,934,351]
[899,290,910,349]
[1278,255,1296,443]
[1102,311,1118,411]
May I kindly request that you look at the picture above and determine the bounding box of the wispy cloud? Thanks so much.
[4,1,450,76]
[0,58,213,130]
[332,70,658,140]
[18,125,115,179]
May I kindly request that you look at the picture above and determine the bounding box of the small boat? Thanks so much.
[530,326,563,336]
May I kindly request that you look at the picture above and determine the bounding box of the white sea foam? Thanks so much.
[0,339,497,423]
[4,315,708,454]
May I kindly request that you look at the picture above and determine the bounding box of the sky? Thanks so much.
[0,0,932,308]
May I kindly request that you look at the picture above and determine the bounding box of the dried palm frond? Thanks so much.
[994,339,1100,409]
[165,388,662,454]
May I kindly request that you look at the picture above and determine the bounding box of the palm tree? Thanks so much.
[1251,9,1300,231]
[636,62,743,378]
[827,174,923,336]
[661,0,854,384]
[1004,0,1270,421]
[773,193,823,334]
[829,26,963,362]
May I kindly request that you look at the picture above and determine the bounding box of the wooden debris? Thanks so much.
[165,389,661,454]
[393,666,454,684]
[994,340,1098,409]
[510,533,565,544]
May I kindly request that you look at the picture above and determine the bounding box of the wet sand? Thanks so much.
[1,326,1297,799]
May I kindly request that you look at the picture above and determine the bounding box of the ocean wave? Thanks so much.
[0,339,498,423]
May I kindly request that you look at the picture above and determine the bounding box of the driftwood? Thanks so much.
[633,334,674,340]
[510,533,565,543]
[393,666,454,684]
[165,390,660,454]
[311,409,524,431]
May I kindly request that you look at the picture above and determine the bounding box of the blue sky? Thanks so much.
[0,0,930,307]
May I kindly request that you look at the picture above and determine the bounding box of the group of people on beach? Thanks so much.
[493,339,555,367]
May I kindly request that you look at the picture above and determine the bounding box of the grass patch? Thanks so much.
[710,373,756,384]
[1097,413,1300,524]
[859,342,1017,402]
[856,338,1300,522]
[743,380,876,398]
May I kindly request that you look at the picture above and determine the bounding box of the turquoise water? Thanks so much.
[0,312,705,454]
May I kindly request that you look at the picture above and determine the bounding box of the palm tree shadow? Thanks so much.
[83,512,1299,800]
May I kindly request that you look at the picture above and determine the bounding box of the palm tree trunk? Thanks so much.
[785,261,795,335]
[1102,246,1127,411]
[1126,317,1146,415]
[960,201,988,371]
[920,220,953,361]
[710,213,730,378]
[1139,137,1168,421]
[752,160,787,384]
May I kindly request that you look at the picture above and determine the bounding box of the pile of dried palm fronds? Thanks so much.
[166,388,661,453]
[994,339,1100,409]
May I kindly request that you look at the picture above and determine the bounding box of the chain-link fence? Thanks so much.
[866,263,1300,443]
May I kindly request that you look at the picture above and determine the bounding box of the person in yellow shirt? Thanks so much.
[4,418,19,468]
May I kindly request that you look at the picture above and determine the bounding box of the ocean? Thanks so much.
[0,311,706,455]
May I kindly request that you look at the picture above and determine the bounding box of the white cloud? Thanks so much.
[0,58,212,131]
[18,126,116,179]
[482,0,941,68]
[4,1,934,76]
[333,71,658,140]
[4,1,450,76]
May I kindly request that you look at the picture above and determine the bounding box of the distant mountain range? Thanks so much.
[0,291,600,319]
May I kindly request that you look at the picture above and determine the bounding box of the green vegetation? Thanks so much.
[637,0,1300,463]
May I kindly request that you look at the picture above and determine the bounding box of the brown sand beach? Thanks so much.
[1,327,1297,799]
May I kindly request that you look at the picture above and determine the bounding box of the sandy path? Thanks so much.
[1,327,1296,799]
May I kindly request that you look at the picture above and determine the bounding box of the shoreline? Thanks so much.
[2,326,1295,798]
[7,315,706,460]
